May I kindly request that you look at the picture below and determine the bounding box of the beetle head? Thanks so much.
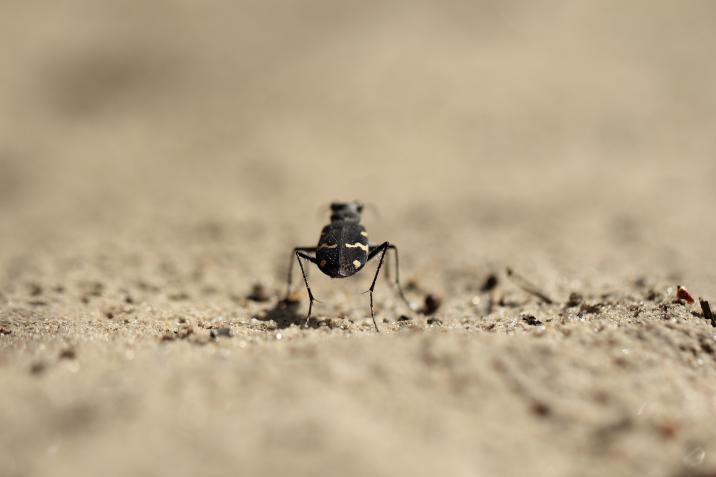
[330,201,363,222]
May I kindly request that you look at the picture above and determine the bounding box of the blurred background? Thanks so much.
[1,0,715,294]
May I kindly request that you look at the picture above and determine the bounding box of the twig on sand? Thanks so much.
[505,267,554,304]
[699,298,715,327]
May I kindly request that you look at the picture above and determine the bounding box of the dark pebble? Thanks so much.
[30,361,46,375]
[700,299,715,327]
[522,315,543,326]
[27,283,43,296]
[421,294,442,315]
[531,401,551,417]
[210,327,232,339]
[566,292,583,307]
[247,283,270,302]
[645,289,661,302]
[580,302,602,314]
[480,274,499,292]
[58,347,76,360]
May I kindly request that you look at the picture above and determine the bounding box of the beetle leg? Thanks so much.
[364,242,390,332]
[387,245,411,310]
[285,247,316,299]
[293,250,319,327]
[367,243,411,311]
[383,249,392,283]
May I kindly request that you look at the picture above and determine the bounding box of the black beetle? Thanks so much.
[285,201,410,331]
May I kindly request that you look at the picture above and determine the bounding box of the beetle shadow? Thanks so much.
[257,299,323,330]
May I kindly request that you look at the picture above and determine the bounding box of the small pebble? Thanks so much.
[27,283,43,296]
[480,274,499,292]
[566,292,583,307]
[522,315,543,326]
[210,327,232,339]
[531,401,551,417]
[683,447,706,467]
[657,421,680,439]
[58,347,76,360]
[30,361,46,375]
[247,283,270,302]
[645,289,661,301]
[676,285,695,304]
[421,294,442,315]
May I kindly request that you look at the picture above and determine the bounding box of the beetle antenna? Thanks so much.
[316,202,330,220]
[363,202,381,220]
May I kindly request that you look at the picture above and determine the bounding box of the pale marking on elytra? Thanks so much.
[317,243,338,250]
[345,242,369,252]
[353,260,362,268]
[360,231,368,237]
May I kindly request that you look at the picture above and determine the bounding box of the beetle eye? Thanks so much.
[330,202,343,211]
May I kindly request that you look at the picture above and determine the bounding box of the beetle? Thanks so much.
[284,201,410,331]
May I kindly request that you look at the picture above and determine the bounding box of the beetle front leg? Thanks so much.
[294,251,319,327]
[285,246,316,299]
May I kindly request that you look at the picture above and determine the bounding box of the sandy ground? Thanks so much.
[2,1,716,476]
